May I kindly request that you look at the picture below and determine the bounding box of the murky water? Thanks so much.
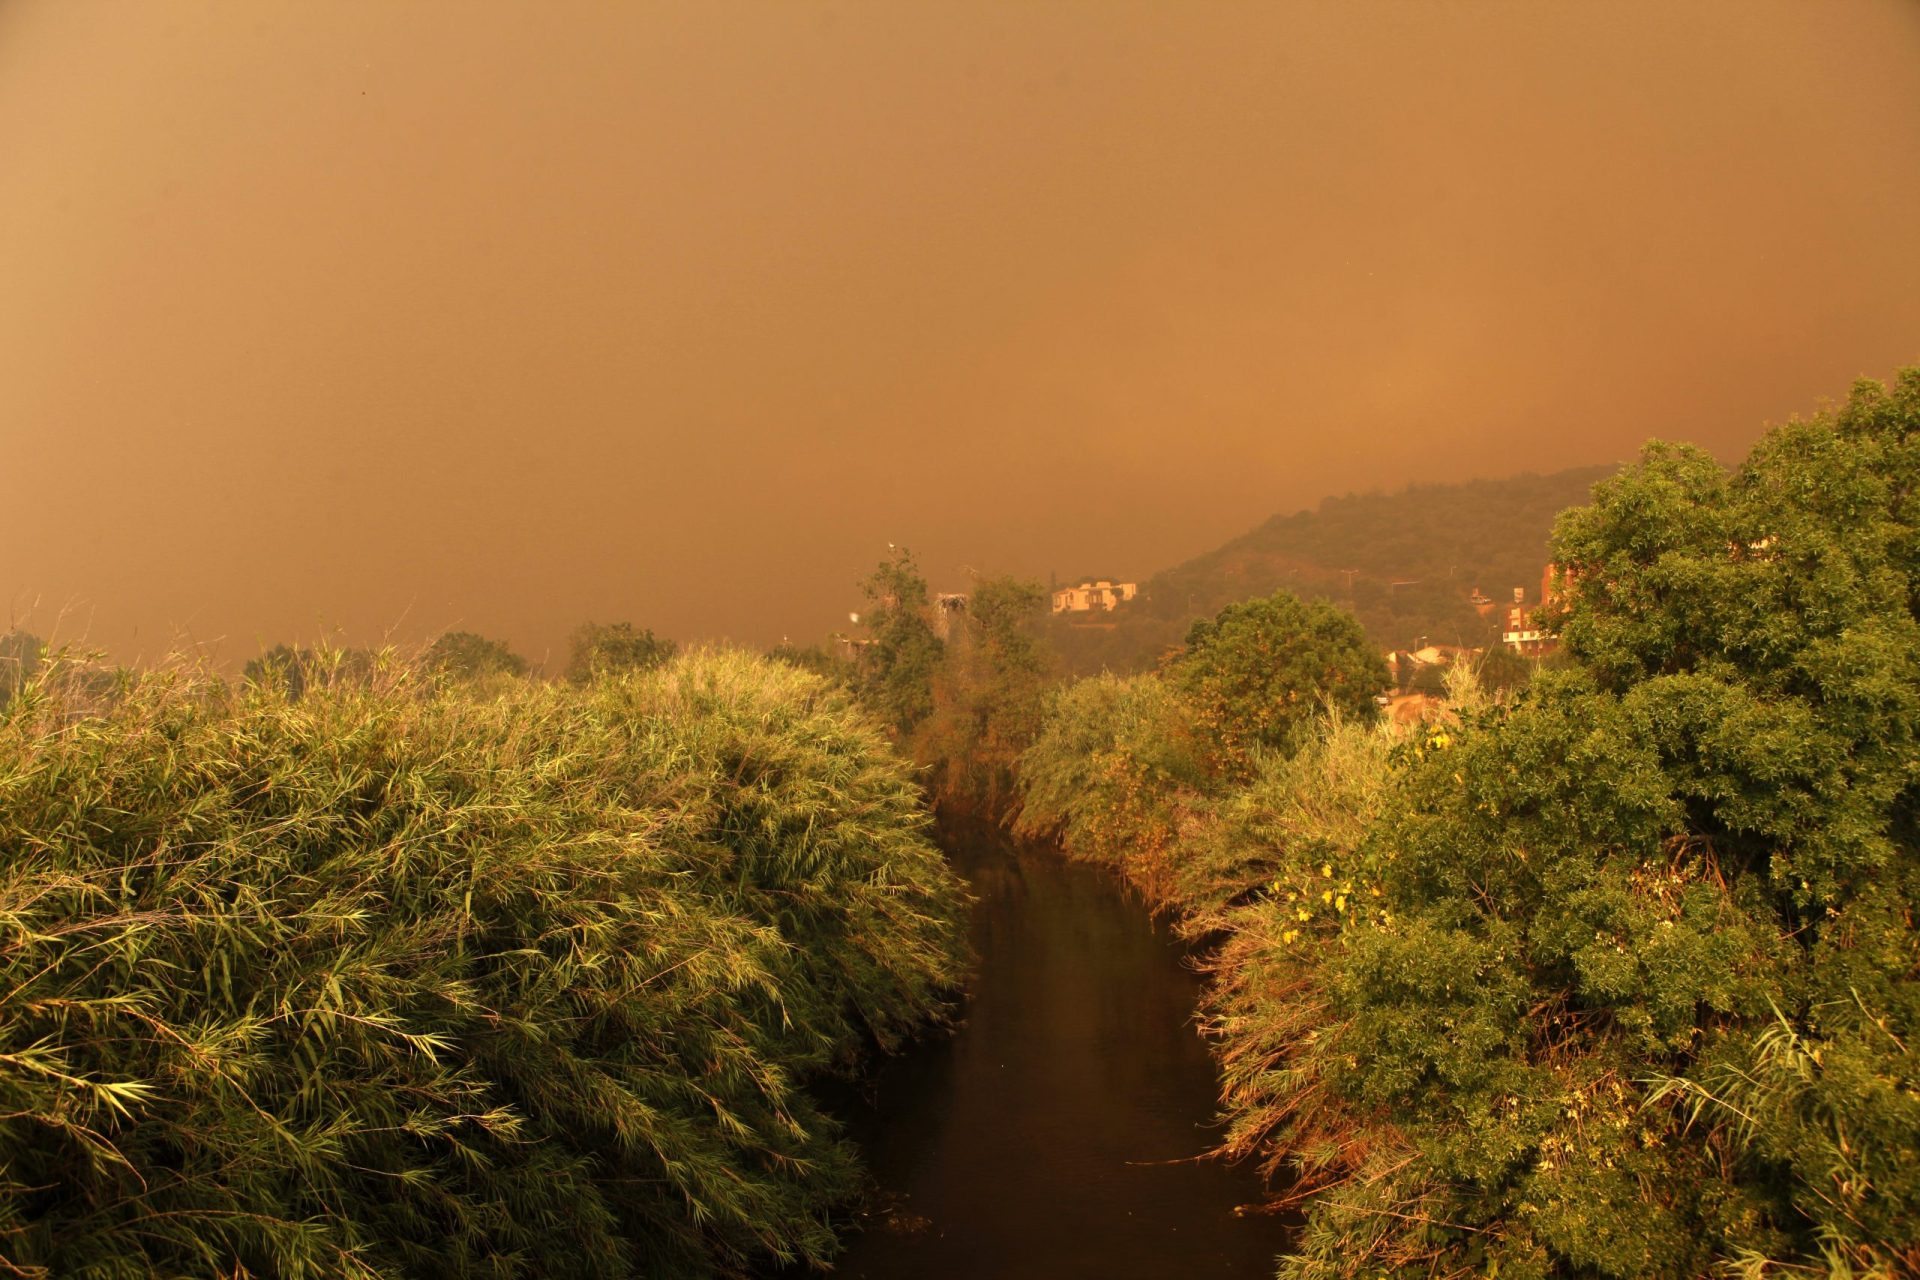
[827,821,1294,1279]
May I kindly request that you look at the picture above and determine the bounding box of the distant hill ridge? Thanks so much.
[1050,464,1617,674]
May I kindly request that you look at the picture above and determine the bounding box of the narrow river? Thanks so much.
[828,820,1295,1278]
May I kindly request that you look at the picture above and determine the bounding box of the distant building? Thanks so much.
[1051,578,1138,614]
[1502,563,1565,656]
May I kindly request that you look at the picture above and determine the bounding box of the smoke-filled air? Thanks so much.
[3,4,1919,1279]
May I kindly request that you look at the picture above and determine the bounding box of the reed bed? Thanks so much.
[0,648,968,1278]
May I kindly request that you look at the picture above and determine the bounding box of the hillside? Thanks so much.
[1050,464,1617,674]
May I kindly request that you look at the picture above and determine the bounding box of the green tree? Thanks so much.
[1406,656,1449,697]
[913,576,1056,814]
[421,630,529,680]
[564,621,676,684]
[1169,589,1387,772]
[852,548,943,737]
[1266,368,1920,1278]
[962,575,1053,750]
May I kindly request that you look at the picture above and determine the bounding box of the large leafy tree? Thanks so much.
[913,575,1055,815]
[421,630,529,680]
[959,575,1053,755]
[1268,369,1920,1278]
[853,548,944,738]
[564,621,676,684]
[1169,589,1387,772]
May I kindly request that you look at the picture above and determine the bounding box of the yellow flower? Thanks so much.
[1335,894,1347,912]
[1320,863,1333,877]
[1321,889,1333,904]
[1296,907,1311,922]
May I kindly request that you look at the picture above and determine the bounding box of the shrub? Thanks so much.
[1188,708,1405,1204]
[1169,590,1388,775]
[562,622,676,684]
[420,631,529,681]
[1013,672,1210,899]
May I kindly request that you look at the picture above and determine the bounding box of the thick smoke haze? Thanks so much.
[3,2,1919,664]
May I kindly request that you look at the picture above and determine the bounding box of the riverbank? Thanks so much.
[1008,369,1920,1280]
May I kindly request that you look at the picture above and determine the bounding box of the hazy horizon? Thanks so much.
[5,2,1919,665]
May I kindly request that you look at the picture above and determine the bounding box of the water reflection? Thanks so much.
[828,822,1294,1278]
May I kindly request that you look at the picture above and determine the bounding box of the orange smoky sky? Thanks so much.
[3,2,1919,665]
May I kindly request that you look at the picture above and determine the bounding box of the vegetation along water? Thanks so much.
[0,651,968,1277]
[1006,369,1920,1279]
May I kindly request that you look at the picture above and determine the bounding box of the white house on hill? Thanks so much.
[1052,578,1138,614]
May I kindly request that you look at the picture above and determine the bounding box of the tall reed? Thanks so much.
[0,648,968,1278]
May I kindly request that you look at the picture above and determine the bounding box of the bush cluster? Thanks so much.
[1015,586,1384,898]
[1012,672,1211,899]
[0,649,968,1278]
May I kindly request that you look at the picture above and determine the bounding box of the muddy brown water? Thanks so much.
[824,821,1295,1279]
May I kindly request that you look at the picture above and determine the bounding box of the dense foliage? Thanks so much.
[1018,369,1920,1279]
[563,621,676,683]
[1171,591,1388,773]
[1013,672,1209,899]
[1245,379,1920,1277]
[909,576,1056,816]
[0,649,968,1278]
[832,551,1061,819]
[420,630,530,680]
[1018,587,1383,894]
[850,550,945,739]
